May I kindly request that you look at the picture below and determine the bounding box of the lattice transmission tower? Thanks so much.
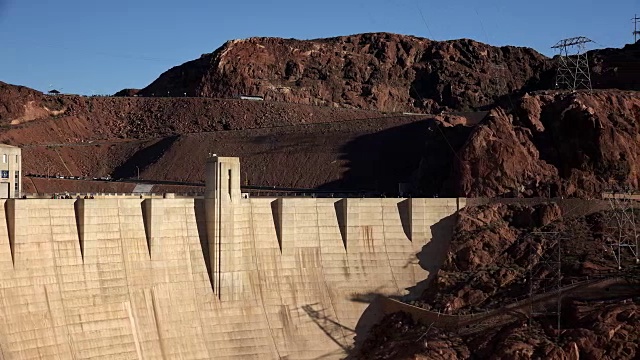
[604,186,639,269]
[490,64,507,94]
[633,15,640,43]
[489,64,515,110]
[528,231,564,342]
[551,36,593,91]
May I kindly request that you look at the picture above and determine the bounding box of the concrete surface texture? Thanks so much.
[0,156,464,359]
[0,144,21,198]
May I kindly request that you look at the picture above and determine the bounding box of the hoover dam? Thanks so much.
[0,155,464,359]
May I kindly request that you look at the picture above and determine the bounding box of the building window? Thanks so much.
[14,172,18,197]
[15,155,18,163]
[2,154,6,163]
[1,171,7,179]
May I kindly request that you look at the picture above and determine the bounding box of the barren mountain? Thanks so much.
[0,81,438,193]
[0,85,385,137]
[139,33,552,112]
[2,35,640,197]
[137,34,640,114]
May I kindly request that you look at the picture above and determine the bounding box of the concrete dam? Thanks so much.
[0,156,464,359]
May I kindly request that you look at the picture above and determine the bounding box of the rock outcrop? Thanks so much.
[358,202,640,359]
[590,41,640,90]
[137,34,640,115]
[0,81,67,124]
[415,90,640,198]
[139,33,552,112]
[113,88,140,97]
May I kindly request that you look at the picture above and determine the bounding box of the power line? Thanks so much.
[407,1,483,194]
[604,186,639,269]
[2,38,178,63]
[473,8,517,110]
[357,1,461,178]
[415,4,435,40]
[489,64,515,110]
[474,8,491,45]
[528,231,565,343]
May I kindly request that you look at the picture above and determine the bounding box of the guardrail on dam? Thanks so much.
[0,156,464,359]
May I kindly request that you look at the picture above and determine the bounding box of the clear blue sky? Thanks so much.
[1,0,638,95]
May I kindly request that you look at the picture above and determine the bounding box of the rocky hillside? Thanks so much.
[0,81,445,194]
[3,84,640,199]
[358,202,640,359]
[414,90,640,198]
[137,35,640,114]
[0,85,385,138]
[590,41,640,90]
[0,81,68,125]
[139,33,552,112]
[362,295,640,359]
[2,36,640,197]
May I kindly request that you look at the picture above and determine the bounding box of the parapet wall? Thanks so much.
[0,196,463,359]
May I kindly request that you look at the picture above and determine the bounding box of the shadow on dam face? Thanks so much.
[397,199,411,240]
[302,303,355,355]
[408,213,457,298]
[346,212,458,354]
[194,199,212,289]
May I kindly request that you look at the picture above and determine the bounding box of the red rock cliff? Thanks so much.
[139,33,551,112]
[450,90,640,197]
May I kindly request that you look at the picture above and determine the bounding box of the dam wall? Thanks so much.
[0,157,465,359]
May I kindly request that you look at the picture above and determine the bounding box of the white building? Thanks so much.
[0,144,21,198]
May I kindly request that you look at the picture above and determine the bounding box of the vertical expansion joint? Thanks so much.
[398,198,412,241]
[217,162,222,298]
[141,199,152,258]
[271,199,283,252]
[74,199,85,261]
[203,160,217,292]
[335,199,348,251]
[4,200,15,266]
